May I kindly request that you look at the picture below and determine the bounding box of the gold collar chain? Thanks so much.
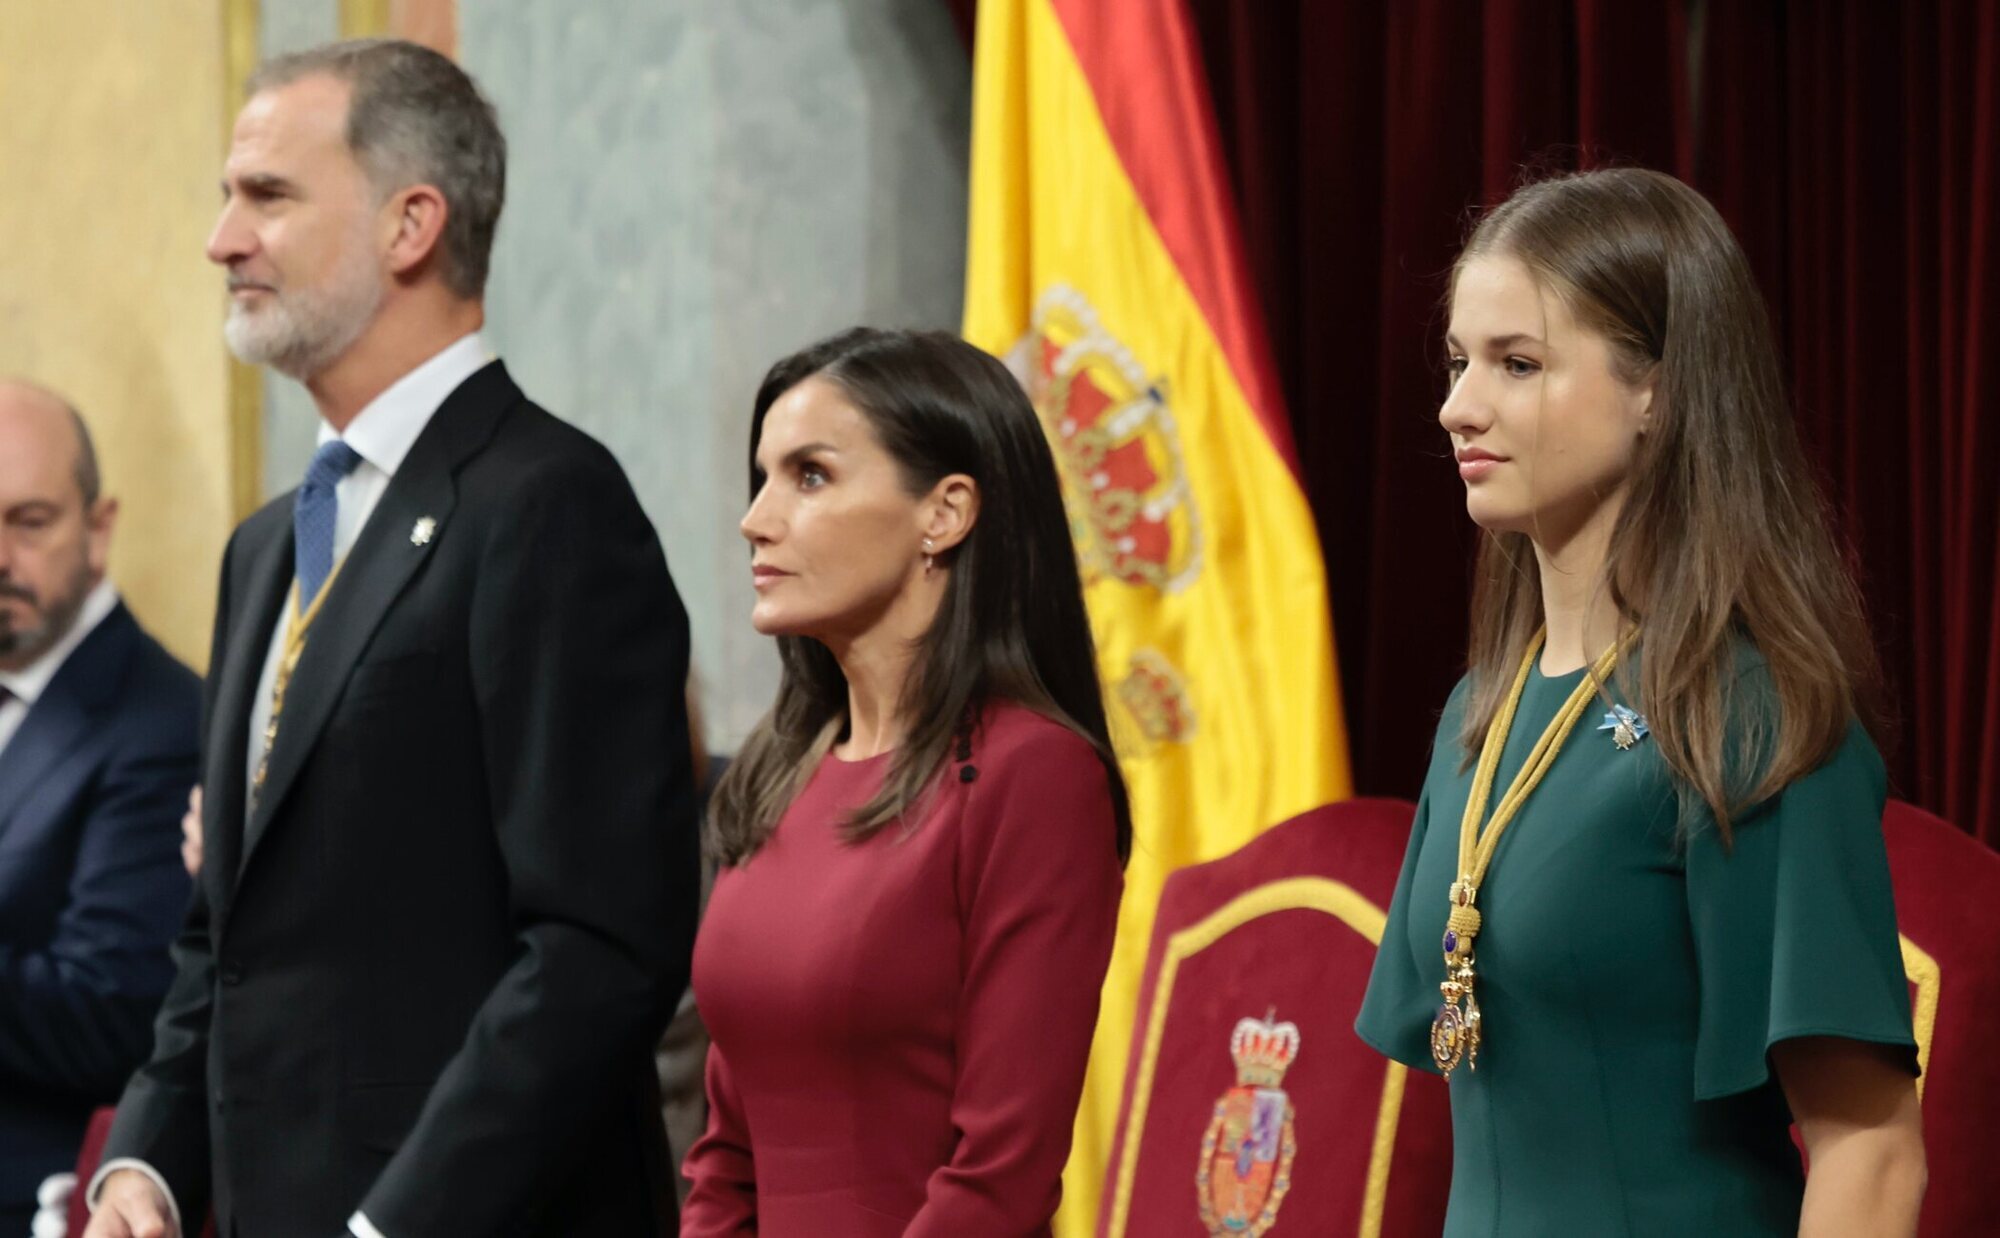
[250,560,347,809]
[1430,629,1629,1078]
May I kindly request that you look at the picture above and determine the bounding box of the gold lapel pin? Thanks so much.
[411,516,437,547]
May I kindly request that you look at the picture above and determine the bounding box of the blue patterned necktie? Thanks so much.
[294,440,364,610]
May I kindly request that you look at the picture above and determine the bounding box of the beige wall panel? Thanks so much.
[0,3,237,671]
[389,0,456,56]
[340,0,453,53]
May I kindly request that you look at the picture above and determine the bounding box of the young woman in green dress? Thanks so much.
[1356,168,1926,1236]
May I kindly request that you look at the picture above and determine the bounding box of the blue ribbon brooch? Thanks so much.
[1599,704,1650,751]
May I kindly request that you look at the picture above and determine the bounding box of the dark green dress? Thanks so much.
[1355,655,1917,1236]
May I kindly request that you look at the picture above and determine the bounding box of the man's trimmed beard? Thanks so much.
[0,557,91,668]
[225,224,385,381]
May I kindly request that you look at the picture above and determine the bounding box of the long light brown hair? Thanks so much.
[1451,168,1881,841]
[707,328,1132,866]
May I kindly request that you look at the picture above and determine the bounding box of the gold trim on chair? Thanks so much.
[1899,933,1939,1101]
[1359,1046,1408,1236]
[1105,877,1405,1238]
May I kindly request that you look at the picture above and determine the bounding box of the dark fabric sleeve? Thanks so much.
[95,886,217,1218]
[357,448,702,1233]
[903,725,1123,1238]
[1353,787,1442,1073]
[102,530,244,1219]
[679,1043,758,1236]
[1686,719,1919,1100]
[0,700,196,1098]
[1356,680,1465,1074]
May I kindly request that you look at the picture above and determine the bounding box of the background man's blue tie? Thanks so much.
[295,441,364,609]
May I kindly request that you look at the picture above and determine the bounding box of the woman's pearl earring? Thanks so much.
[923,537,936,577]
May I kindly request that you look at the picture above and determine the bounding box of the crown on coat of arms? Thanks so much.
[1007,283,1204,596]
[1229,1011,1300,1088]
[1116,648,1196,744]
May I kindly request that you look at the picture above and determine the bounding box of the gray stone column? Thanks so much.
[460,0,971,748]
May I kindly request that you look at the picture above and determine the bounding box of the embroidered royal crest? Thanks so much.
[1009,284,1203,594]
[1117,648,1197,744]
[1197,1011,1299,1237]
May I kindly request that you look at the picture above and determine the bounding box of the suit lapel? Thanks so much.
[237,362,516,872]
[0,605,142,840]
[205,515,293,891]
[0,680,89,842]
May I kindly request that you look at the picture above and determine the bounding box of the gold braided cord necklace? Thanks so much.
[1430,628,1630,1078]
[250,563,347,810]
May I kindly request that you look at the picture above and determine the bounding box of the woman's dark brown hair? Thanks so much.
[707,327,1133,865]
[1452,167,1881,840]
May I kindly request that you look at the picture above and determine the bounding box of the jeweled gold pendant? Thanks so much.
[1431,1001,1469,1075]
[1431,977,1483,1078]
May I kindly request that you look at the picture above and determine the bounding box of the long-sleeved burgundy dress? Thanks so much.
[682,701,1123,1236]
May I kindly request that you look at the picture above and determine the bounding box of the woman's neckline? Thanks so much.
[1530,658,1591,684]
[826,745,895,768]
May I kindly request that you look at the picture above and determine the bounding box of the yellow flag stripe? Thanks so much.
[963,0,1351,1231]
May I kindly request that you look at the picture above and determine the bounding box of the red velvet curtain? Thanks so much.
[1692,2,2000,846]
[950,1,2000,846]
[1182,0,1689,803]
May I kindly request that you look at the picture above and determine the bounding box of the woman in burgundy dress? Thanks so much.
[681,327,1130,1237]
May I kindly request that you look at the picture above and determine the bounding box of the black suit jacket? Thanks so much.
[105,363,701,1236]
[0,604,197,1221]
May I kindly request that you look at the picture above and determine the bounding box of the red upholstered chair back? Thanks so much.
[1095,798,1451,1238]
[1880,798,2000,1238]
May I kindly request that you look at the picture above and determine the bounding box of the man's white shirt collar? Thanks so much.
[318,332,492,477]
[0,577,119,707]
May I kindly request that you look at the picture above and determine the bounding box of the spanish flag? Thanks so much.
[961,0,1352,1231]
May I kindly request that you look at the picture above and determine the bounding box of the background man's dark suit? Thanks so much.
[0,604,197,1230]
[104,363,701,1236]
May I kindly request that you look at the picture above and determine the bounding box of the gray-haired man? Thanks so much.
[88,40,699,1238]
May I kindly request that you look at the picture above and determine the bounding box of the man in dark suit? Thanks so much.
[87,39,700,1238]
[0,382,198,1234]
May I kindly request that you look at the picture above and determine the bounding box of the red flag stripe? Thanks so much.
[1045,0,1299,473]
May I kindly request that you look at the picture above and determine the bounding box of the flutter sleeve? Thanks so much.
[1354,787,1443,1073]
[1356,679,1467,1073]
[1684,719,1918,1100]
